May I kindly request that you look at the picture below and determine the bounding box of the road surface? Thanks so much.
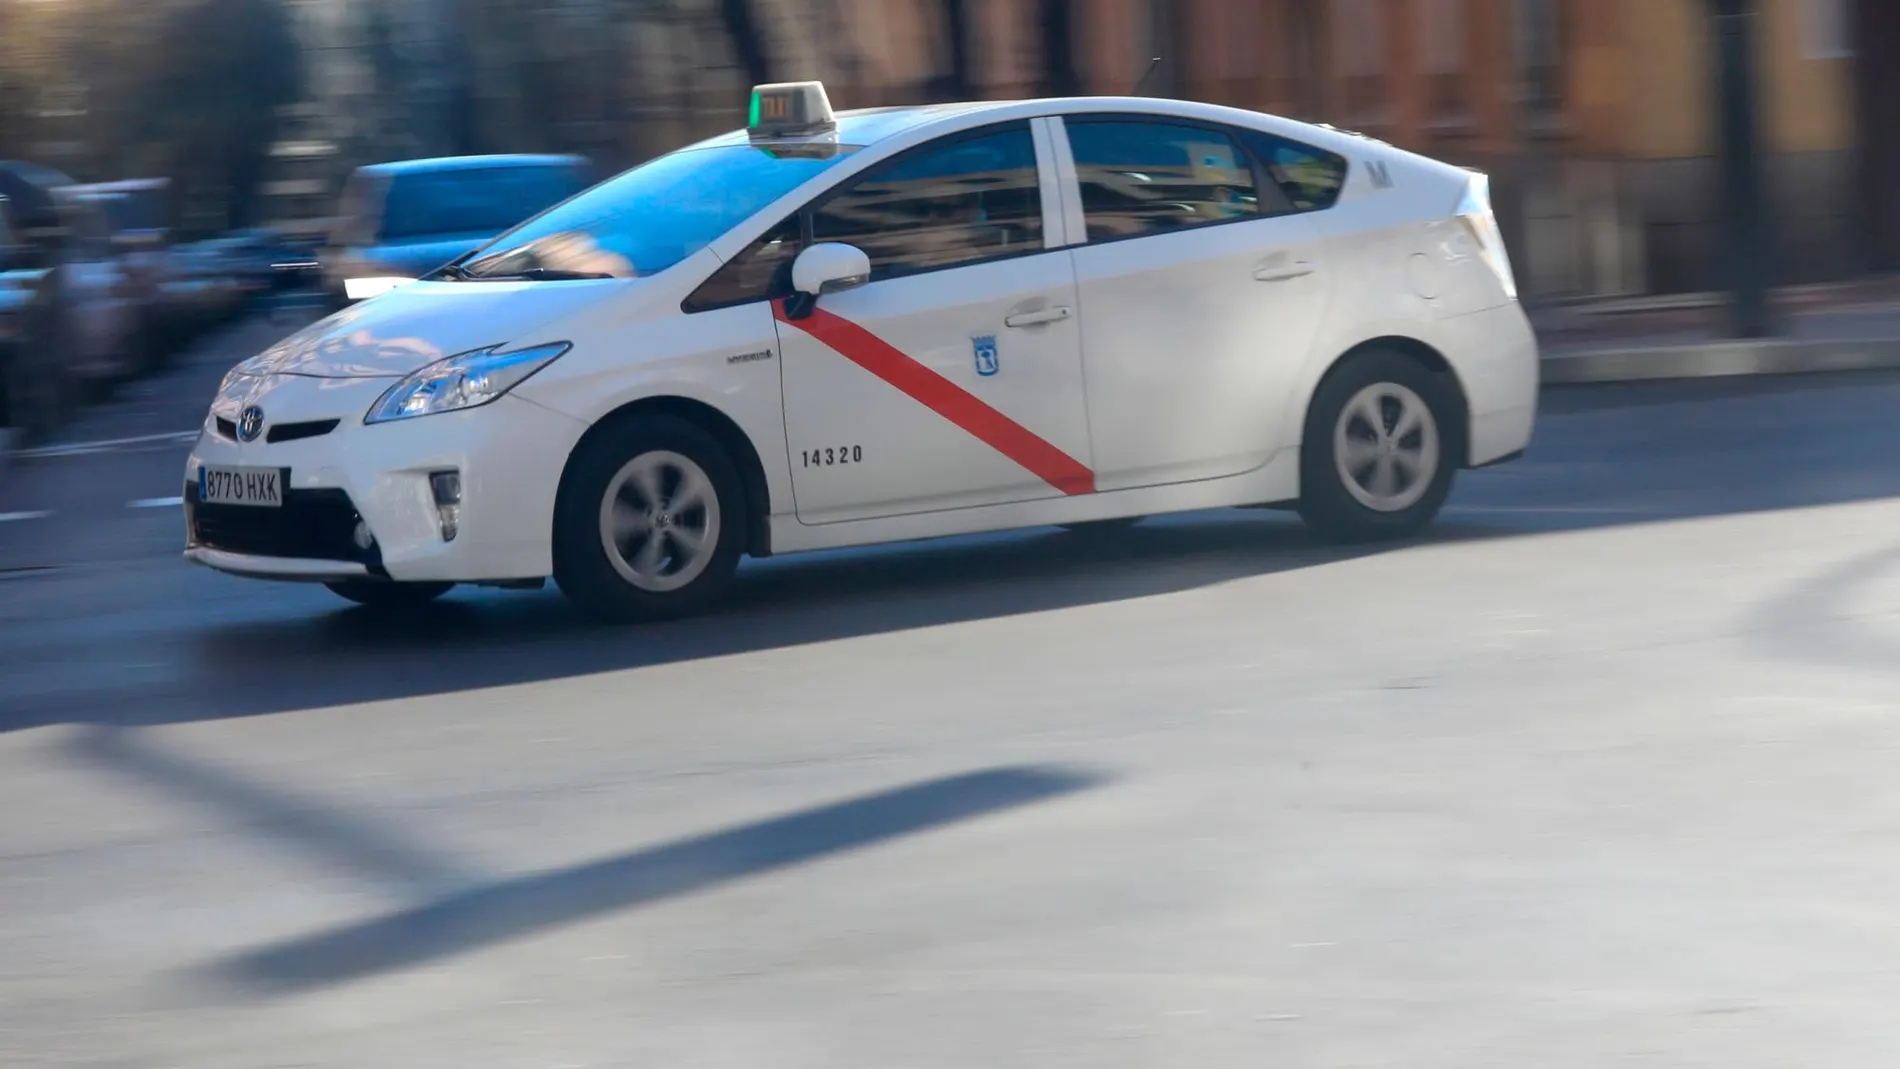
[4,315,1900,1067]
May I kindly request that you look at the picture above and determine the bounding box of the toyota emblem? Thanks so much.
[237,405,265,443]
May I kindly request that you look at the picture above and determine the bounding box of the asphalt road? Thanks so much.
[5,316,1900,1067]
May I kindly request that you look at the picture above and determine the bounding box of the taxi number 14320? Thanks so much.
[198,465,285,507]
[802,446,863,468]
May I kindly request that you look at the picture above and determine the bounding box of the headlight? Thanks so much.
[344,276,414,301]
[364,342,570,425]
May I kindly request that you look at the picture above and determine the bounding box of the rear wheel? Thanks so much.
[324,580,453,607]
[552,416,745,623]
[1297,349,1459,544]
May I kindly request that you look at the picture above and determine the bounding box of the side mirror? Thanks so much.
[787,242,870,319]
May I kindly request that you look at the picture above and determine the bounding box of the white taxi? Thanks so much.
[185,82,1537,621]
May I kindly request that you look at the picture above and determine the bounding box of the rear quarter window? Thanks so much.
[1239,132,1348,212]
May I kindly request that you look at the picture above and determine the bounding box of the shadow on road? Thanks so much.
[185,763,1103,995]
[9,512,1433,732]
[69,725,477,894]
[1745,541,1900,675]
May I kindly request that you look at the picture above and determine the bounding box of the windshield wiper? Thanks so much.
[424,262,475,281]
[477,267,617,281]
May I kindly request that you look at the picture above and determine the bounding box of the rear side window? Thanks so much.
[1239,131,1349,212]
[809,122,1044,281]
[1065,120,1261,241]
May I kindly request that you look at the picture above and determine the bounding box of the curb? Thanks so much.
[1541,337,1900,385]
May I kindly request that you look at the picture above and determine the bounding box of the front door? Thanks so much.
[776,120,1094,524]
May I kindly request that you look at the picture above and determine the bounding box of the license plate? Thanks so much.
[198,465,285,507]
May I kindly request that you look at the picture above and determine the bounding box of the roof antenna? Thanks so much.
[1132,56,1161,96]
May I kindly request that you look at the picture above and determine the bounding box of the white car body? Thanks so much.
[185,92,1537,608]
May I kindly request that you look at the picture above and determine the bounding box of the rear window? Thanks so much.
[376,165,586,241]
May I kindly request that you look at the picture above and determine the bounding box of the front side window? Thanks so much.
[810,122,1044,282]
[461,144,858,281]
[1065,120,1261,241]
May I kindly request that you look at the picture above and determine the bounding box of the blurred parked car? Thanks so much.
[160,240,248,327]
[0,160,142,411]
[47,185,139,387]
[207,228,289,295]
[320,154,590,304]
[0,193,66,443]
[68,179,173,371]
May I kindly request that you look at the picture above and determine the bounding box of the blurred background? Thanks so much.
[11,9,1900,1060]
[0,0,1893,441]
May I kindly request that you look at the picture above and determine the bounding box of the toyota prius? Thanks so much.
[186,82,1537,621]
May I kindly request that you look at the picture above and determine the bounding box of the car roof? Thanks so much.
[684,96,1389,160]
[357,154,589,178]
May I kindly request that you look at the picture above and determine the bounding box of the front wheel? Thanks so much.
[324,580,453,607]
[1297,349,1459,544]
[552,416,746,623]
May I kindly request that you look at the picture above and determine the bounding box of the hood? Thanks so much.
[237,277,625,378]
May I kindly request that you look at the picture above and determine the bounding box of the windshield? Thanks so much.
[456,142,860,280]
[377,165,587,242]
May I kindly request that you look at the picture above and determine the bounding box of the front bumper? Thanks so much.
[186,547,371,582]
[184,375,588,583]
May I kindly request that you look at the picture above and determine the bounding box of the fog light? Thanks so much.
[429,470,461,543]
[351,519,375,551]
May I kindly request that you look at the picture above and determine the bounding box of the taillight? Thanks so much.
[1456,172,1517,302]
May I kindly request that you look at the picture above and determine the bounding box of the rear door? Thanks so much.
[775,120,1095,524]
[1056,116,1336,491]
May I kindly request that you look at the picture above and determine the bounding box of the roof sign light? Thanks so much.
[747,81,837,139]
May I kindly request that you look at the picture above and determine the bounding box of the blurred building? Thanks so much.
[262,0,1887,299]
[786,0,1874,299]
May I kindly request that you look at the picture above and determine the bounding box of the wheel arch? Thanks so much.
[1306,335,1472,467]
[560,395,775,557]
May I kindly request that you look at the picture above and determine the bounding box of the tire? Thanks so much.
[324,580,454,607]
[552,415,746,623]
[1059,516,1143,534]
[1296,349,1460,544]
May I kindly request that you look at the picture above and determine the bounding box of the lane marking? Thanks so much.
[15,430,198,459]
[0,510,51,523]
[776,301,1096,495]
[1449,504,1664,516]
[128,497,184,509]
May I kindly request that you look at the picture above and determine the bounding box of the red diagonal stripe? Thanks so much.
[776,301,1096,495]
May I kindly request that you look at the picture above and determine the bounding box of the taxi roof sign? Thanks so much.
[747,81,837,139]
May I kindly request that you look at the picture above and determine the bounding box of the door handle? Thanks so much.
[1254,262,1315,282]
[1003,305,1073,328]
